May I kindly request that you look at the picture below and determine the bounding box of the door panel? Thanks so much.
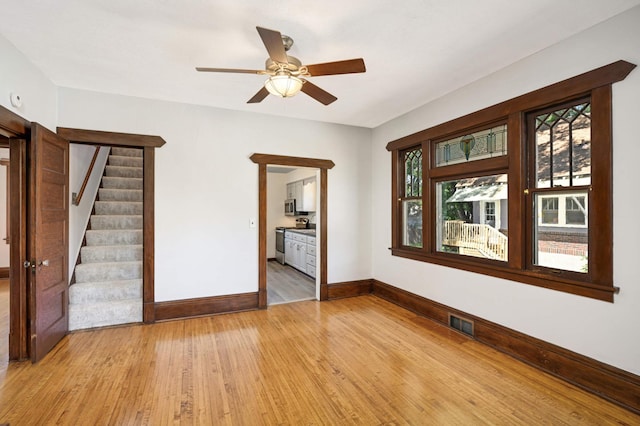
[29,124,69,362]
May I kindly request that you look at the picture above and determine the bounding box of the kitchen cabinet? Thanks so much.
[286,177,316,212]
[286,181,303,204]
[284,236,296,266]
[285,230,316,278]
[302,178,317,212]
[306,236,316,278]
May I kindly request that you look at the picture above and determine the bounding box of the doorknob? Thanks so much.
[39,259,50,267]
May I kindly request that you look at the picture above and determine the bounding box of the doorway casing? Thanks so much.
[1,104,165,360]
[250,153,334,308]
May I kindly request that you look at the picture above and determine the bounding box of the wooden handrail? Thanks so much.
[72,146,101,206]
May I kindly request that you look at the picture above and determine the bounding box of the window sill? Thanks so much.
[390,248,616,302]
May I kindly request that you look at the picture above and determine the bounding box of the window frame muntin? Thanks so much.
[386,60,636,302]
[398,144,426,250]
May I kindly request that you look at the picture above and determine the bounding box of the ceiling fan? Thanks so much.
[196,26,366,105]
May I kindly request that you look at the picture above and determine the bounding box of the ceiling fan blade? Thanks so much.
[300,81,337,105]
[196,67,265,74]
[256,26,289,64]
[247,86,270,104]
[305,58,366,76]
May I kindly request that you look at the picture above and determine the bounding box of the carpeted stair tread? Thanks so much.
[85,229,142,246]
[95,201,143,215]
[68,298,142,331]
[71,146,146,331]
[105,165,143,178]
[111,147,143,158]
[74,261,142,283]
[81,244,142,263]
[109,155,143,168]
[90,215,143,230]
[101,176,143,190]
[69,279,142,304]
[98,188,143,202]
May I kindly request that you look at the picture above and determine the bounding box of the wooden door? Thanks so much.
[28,124,69,362]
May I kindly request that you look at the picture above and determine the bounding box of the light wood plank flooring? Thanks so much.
[0,279,8,364]
[267,260,315,305]
[1,295,638,425]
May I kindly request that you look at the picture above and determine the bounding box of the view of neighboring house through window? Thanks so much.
[530,100,590,274]
[436,173,508,262]
[386,60,632,301]
[434,124,509,262]
[402,146,423,247]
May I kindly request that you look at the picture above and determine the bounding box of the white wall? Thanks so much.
[371,6,640,375]
[0,33,57,131]
[68,144,110,279]
[57,89,373,302]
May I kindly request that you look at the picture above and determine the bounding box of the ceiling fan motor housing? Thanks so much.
[265,56,303,74]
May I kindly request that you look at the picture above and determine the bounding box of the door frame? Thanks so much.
[250,153,334,308]
[57,127,165,324]
[0,104,166,360]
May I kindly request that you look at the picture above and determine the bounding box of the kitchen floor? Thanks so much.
[267,261,315,305]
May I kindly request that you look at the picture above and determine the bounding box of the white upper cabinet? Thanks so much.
[286,176,316,212]
[302,178,316,212]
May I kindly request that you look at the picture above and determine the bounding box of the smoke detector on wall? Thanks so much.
[10,92,22,108]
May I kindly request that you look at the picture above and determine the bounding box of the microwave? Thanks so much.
[284,199,296,216]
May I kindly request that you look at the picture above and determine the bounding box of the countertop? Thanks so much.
[285,228,316,237]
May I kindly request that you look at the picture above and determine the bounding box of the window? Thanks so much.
[386,60,635,302]
[436,173,508,262]
[401,147,423,248]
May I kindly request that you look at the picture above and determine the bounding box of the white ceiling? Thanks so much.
[1,1,639,128]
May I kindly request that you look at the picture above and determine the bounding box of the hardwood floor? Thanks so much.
[0,279,7,364]
[0,295,638,425]
[267,260,315,305]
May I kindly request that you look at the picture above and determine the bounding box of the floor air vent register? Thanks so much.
[449,313,475,337]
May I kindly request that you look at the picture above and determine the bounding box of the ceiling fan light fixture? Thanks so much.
[264,74,303,98]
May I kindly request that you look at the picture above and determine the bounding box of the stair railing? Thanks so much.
[72,146,101,206]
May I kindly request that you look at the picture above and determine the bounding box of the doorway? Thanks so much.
[0,107,165,361]
[250,153,334,308]
[266,166,319,305]
[0,149,8,363]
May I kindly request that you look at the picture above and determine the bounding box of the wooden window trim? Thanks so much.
[386,60,636,302]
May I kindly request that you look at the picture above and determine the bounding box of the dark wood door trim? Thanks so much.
[9,138,28,360]
[57,127,165,324]
[57,127,166,148]
[250,153,335,307]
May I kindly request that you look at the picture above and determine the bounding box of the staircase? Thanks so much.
[69,147,144,331]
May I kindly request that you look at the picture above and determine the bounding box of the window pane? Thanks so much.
[403,147,422,197]
[402,200,422,248]
[566,196,586,225]
[534,191,588,273]
[541,197,558,224]
[535,102,591,188]
[436,174,508,261]
[434,124,507,167]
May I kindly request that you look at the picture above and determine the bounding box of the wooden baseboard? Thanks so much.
[371,279,640,415]
[326,279,373,300]
[155,292,259,321]
[0,267,8,279]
